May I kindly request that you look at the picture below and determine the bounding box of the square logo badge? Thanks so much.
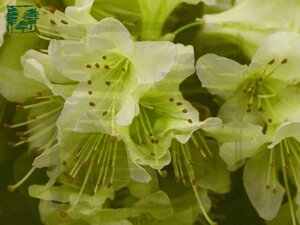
[7,5,39,33]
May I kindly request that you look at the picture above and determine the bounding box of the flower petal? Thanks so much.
[244,149,285,220]
[196,53,247,98]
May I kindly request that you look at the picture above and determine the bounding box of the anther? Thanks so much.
[89,192,95,196]
[102,55,107,60]
[7,185,15,192]
[31,147,40,152]
[31,115,37,120]
[61,20,68,25]
[50,20,56,26]
[150,138,159,144]
[268,59,275,65]
[37,92,43,97]
[122,68,126,72]
[88,91,93,95]
[266,185,270,190]
[169,97,174,102]
[48,6,56,14]
[95,63,100,68]
[110,136,117,142]
[258,107,263,112]
[35,2,42,8]
[188,119,193,124]
[87,80,92,85]
[8,142,16,147]
[105,81,111,86]
[268,118,272,123]
[150,152,155,156]
[104,65,110,70]
[89,102,96,107]
[281,58,288,64]
[272,188,277,194]
[15,131,24,137]
[182,109,188,113]
[161,170,168,178]
[176,102,183,106]
[4,123,11,128]
[86,64,92,68]
[107,183,112,188]
[16,104,24,111]
[59,210,67,218]
[102,111,108,116]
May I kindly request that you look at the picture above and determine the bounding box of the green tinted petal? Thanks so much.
[130,41,177,84]
[87,18,134,56]
[267,204,295,225]
[22,50,77,98]
[203,0,293,56]
[250,32,300,84]
[196,53,247,98]
[65,0,97,24]
[0,68,48,102]
[244,149,285,220]
[269,121,300,148]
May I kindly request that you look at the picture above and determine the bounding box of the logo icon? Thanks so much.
[7,5,39,33]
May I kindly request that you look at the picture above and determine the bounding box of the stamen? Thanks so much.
[7,167,36,192]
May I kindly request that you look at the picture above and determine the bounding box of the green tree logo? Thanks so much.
[7,6,18,33]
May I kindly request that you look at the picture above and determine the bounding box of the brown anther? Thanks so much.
[104,65,110,70]
[246,108,252,113]
[48,6,56,14]
[35,2,42,8]
[182,109,188,113]
[95,63,100,68]
[268,118,272,123]
[86,64,92,68]
[266,185,270,190]
[150,138,159,144]
[50,19,56,26]
[31,115,38,120]
[7,185,14,192]
[258,107,263,112]
[102,111,108,116]
[59,210,67,218]
[281,58,288,64]
[88,91,93,95]
[150,152,155,156]
[102,55,107,60]
[107,183,112,188]
[268,59,275,65]
[111,136,117,142]
[272,188,277,194]
[258,77,263,82]
[61,20,68,25]
[15,131,24,137]
[16,104,24,111]
[87,80,92,85]
[31,147,40,152]
[8,142,16,147]
[89,102,96,107]
[189,160,196,165]
[176,102,183,106]
[19,136,29,141]
[105,81,111,86]
[141,140,146,145]
[37,91,43,97]
[188,119,193,123]
[4,124,11,128]
[169,97,174,102]
[62,161,67,166]
[161,170,168,178]
[122,68,126,72]
[67,175,74,183]
[89,192,95,196]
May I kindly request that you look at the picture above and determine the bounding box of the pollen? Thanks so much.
[89,102,96,107]
[61,20,68,25]
[281,58,288,64]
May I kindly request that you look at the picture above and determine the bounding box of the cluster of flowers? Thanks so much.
[1,0,300,225]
